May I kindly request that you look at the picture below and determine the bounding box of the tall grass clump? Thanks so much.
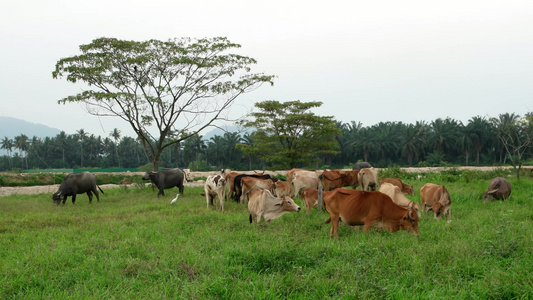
[1,174,532,299]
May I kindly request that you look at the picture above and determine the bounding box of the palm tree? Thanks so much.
[1,137,14,169]
[400,123,425,166]
[207,135,225,170]
[110,128,121,167]
[14,134,29,169]
[76,129,87,167]
[55,131,68,168]
[459,123,474,165]
[466,116,491,165]
[428,118,462,160]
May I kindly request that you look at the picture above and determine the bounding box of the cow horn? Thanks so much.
[408,210,415,222]
[487,189,498,195]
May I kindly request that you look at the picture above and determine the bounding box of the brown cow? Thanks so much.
[420,183,452,221]
[240,176,275,203]
[379,183,421,217]
[322,188,419,238]
[483,177,511,201]
[274,181,291,198]
[379,178,414,196]
[248,188,301,224]
[223,170,242,201]
[320,169,359,191]
[357,167,378,191]
[300,188,333,214]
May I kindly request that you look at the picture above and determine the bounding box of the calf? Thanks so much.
[420,183,452,221]
[274,181,291,198]
[379,183,421,217]
[379,178,414,196]
[204,175,227,212]
[248,188,301,224]
[322,188,419,238]
[300,188,333,215]
[483,177,511,201]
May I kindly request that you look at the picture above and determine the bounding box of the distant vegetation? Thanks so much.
[1,112,532,172]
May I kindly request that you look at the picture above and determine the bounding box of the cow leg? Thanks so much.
[178,184,184,195]
[87,191,93,203]
[71,194,76,204]
[330,216,339,238]
[206,194,211,208]
[158,187,164,197]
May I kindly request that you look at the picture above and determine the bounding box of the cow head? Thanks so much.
[482,189,498,201]
[400,209,419,237]
[275,196,301,212]
[406,185,415,196]
[142,171,156,181]
[52,191,64,205]
[213,175,226,187]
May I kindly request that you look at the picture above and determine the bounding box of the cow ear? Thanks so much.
[274,201,283,206]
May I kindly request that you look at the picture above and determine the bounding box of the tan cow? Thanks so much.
[274,181,291,198]
[322,188,419,238]
[248,188,301,224]
[379,178,414,196]
[379,183,421,217]
[240,176,275,203]
[358,167,378,191]
[291,170,319,198]
[204,174,226,212]
[420,183,452,221]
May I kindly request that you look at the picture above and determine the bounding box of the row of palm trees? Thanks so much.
[1,113,531,171]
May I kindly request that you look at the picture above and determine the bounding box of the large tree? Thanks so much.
[491,113,533,180]
[53,37,274,170]
[238,100,340,169]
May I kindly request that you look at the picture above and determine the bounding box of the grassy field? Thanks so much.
[1,175,532,299]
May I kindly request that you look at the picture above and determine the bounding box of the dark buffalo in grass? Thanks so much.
[142,168,185,197]
[52,172,103,205]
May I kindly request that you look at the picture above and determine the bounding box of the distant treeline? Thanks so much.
[1,113,532,171]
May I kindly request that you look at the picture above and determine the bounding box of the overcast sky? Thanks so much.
[1,0,532,138]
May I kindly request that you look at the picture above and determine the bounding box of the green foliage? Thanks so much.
[1,177,532,298]
[239,100,340,169]
[187,160,213,171]
[53,37,275,170]
[378,165,410,179]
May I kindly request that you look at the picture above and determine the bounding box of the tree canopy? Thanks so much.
[53,37,275,170]
[237,100,340,169]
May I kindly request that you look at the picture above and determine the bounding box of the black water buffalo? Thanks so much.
[52,172,103,205]
[353,162,372,171]
[483,177,511,201]
[142,168,185,197]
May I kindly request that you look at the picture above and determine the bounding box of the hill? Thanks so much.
[0,116,61,139]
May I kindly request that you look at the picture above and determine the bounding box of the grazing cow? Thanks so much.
[300,188,334,214]
[204,175,227,212]
[142,168,185,197]
[358,167,378,191]
[379,178,414,196]
[52,172,104,205]
[321,188,419,238]
[274,181,291,198]
[291,170,319,198]
[248,188,301,224]
[233,173,276,202]
[320,169,360,191]
[240,176,275,203]
[353,162,372,170]
[483,177,512,201]
[379,183,421,217]
[420,183,452,221]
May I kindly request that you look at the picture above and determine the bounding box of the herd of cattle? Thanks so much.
[51,164,512,238]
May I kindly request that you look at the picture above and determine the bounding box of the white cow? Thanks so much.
[248,188,301,224]
[204,175,226,212]
[379,183,421,217]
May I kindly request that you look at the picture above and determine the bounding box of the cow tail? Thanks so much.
[249,214,252,224]
[318,175,324,211]
[97,185,104,194]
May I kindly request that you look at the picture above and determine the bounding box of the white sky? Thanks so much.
[1,0,532,138]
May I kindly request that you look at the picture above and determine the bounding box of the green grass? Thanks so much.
[1,177,532,299]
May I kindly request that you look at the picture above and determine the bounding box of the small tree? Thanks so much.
[53,37,274,171]
[492,113,533,180]
[238,100,340,169]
